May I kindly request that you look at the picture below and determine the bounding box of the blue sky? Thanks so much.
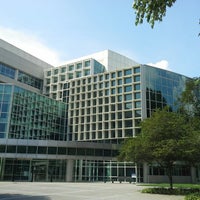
[0,0,199,77]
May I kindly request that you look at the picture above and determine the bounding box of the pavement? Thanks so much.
[0,182,184,200]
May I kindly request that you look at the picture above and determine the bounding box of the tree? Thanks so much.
[133,0,176,28]
[118,108,193,189]
[178,77,200,118]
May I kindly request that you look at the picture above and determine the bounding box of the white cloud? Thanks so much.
[0,26,62,66]
[147,60,170,70]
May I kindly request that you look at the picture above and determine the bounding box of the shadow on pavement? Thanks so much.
[0,193,51,200]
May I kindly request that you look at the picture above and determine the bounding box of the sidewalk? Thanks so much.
[0,182,184,200]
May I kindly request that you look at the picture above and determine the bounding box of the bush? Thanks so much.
[142,188,200,195]
[185,193,200,200]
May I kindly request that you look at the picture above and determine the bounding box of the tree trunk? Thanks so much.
[167,168,173,189]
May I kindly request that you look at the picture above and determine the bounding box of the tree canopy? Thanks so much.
[133,0,176,28]
[118,107,200,189]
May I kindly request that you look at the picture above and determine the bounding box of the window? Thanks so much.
[111,72,116,78]
[125,94,132,101]
[105,74,109,80]
[118,79,122,85]
[68,65,74,71]
[124,85,132,92]
[125,111,132,118]
[54,69,58,75]
[135,101,141,108]
[118,71,122,77]
[61,67,66,73]
[118,87,122,94]
[47,71,51,76]
[53,77,58,83]
[111,80,116,86]
[76,71,82,78]
[134,92,141,99]
[118,95,122,102]
[60,75,65,81]
[99,75,103,81]
[135,110,141,117]
[134,84,140,90]
[124,77,132,84]
[85,60,90,67]
[105,82,109,88]
[76,63,82,69]
[125,120,133,127]
[125,102,132,109]
[84,69,90,76]
[46,79,50,84]
[99,83,103,89]
[134,75,140,82]
[105,89,109,96]
[124,69,132,76]
[111,88,115,95]
[68,73,73,79]
[134,67,140,74]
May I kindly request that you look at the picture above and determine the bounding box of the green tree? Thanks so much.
[133,0,176,28]
[178,77,200,118]
[119,108,191,189]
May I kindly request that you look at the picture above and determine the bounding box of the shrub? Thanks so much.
[185,193,200,200]
[142,188,200,196]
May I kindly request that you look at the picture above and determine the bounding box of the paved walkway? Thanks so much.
[0,182,184,200]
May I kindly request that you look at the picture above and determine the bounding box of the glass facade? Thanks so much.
[73,160,141,182]
[0,62,16,79]
[18,71,43,90]
[0,84,68,141]
[0,84,12,138]
[143,65,187,117]
[11,86,67,140]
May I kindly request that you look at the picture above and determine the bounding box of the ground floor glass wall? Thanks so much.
[73,160,143,183]
[0,158,66,182]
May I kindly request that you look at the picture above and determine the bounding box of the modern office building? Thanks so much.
[0,39,198,183]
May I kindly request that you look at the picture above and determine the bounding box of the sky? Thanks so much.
[0,0,199,77]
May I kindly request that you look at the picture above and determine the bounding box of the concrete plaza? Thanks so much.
[0,182,184,200]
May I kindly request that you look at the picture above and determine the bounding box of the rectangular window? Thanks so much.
[85,60,90,67]
[135,101,141,108]
[118,71,122,77]
[68,65,74,71]
[134,92,141,99]
[124,85,132,92]
[134,75,140,82]
[124,77,132,84]
[134,67,140,74]
[134,84,140,90]
[125,102,132,109]
[47,71,51,76]
[76,63,82,69]
[61,67,66,73]
[124,69,132,76]
[125,94,132,101]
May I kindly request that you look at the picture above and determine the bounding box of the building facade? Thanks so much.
[0,39,198,183]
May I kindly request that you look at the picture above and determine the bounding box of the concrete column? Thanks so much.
[66,159,74,182]
[78,160,83,181]
[143,162,149,183]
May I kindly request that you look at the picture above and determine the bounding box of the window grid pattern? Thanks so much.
[43,58,106,100]
[68,66,141,142]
